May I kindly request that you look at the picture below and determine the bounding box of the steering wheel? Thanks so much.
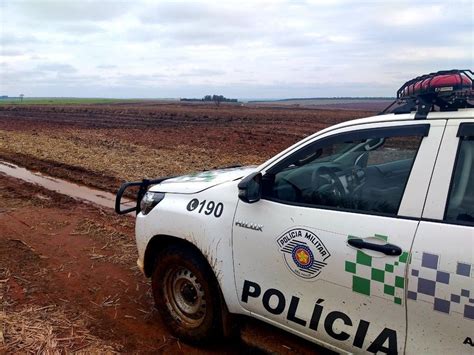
[349,152,368,192]
[311,166,346,199]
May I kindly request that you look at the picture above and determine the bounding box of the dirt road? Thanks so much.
[0,175,254,353]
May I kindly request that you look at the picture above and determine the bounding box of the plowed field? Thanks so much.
[0,103,373,193]
[0,175,259,353]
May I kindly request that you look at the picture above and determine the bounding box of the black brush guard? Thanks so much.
[115,177,174,215]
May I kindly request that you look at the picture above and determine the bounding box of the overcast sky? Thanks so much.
[0,0,472,99]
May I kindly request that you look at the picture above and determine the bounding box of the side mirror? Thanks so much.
[238,172,262,203]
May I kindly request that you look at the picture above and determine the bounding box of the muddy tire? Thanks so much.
[151,244,224,344]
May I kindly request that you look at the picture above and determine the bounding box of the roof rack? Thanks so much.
[380,69,474,119]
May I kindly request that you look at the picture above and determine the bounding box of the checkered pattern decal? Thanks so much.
[408,252,474,320]
[344,234,409,305]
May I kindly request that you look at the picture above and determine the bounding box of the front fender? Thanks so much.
[135,180,244,314]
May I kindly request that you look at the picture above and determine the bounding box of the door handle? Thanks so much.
[347,238,402,256]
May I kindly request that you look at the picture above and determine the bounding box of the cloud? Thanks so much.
[36,63,77,74]
[58,23,105,34]
[160,26,255,45]
[10,0,132,22]
[1,0,472,98]
[382,5,443,27]
[0,33,41,46]
[125,26,161,43]
[390,47,471,62]
[0,49,26,56]
[1,69,49,88]
[180,68,226,77]
[116,73,169,82]
[139,2,253,28]
[96,64,117,69]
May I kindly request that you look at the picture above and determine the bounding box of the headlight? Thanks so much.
[139,192,165,215]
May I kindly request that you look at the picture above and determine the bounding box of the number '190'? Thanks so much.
[186,199,223,218]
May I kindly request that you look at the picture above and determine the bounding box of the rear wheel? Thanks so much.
[151,244,224,343]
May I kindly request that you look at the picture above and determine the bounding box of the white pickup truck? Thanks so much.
[116,70,474,354]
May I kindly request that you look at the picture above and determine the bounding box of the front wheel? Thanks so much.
[151,244,225,343]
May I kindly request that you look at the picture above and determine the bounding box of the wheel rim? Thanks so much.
[163,266,206,328]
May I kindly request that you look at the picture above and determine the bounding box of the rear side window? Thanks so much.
[445,126,474,224]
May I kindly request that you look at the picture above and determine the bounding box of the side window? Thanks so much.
[445,128,474,224]
[262,127,426,216]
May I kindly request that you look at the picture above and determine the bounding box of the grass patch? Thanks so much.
[0,97,147,105]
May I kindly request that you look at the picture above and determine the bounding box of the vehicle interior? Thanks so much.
[446,137,474,223]
[265,136,421,215]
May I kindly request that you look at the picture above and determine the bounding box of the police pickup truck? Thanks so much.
[116,70,473,354]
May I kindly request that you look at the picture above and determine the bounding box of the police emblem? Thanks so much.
[277,228,331,280]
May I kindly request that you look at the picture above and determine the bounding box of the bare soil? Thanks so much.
[0,175,252,353]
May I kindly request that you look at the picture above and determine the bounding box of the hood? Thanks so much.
[148,166,257,194]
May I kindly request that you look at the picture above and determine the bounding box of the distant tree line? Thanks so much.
[0,94,24,102]
[180,94,238,106]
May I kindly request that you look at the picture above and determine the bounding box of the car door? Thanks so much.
[233,118,446,354]
[407,119,474,354]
